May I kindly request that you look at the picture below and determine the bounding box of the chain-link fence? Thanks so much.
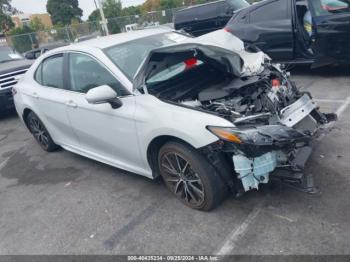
[5,7,184,54]
[6,21,103,53]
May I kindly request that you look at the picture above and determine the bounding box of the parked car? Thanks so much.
[225,0,350,67]
[0,45,33,114]
[174,0,250,36]
[14,28,336,210]
[24,43,68,60]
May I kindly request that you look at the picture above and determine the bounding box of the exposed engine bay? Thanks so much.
[139,41,337,195]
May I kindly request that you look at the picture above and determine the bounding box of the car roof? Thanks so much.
[177,0,225,12]
[54,27,172,52]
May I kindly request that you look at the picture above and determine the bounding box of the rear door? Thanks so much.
[241,0,295,60]
[191,3,220,36]
[30,53,79,147]
[309,0,350,66]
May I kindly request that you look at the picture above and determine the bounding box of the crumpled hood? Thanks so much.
[133,41,244,91]
[194,29,269,75]
[133,30,268,90]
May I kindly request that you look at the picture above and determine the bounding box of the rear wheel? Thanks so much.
[158,141,227,211]
[26,112,58,152]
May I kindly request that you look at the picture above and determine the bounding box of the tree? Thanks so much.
[0,0,16,32]
[159,0,182,10]
[29,16,45,31]
[122,5,142,16]
[46,0,83,25]
[88,9,100,22]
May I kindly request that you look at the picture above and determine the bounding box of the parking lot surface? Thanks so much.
[0,66,349,255]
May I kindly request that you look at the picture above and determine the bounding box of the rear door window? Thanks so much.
[310,0,350,16]
[196,3,218,20]
[249,0,289,22]
[39,54,64,89]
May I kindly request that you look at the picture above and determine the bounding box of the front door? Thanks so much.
[64,52,143,173]
[309,0,350,66]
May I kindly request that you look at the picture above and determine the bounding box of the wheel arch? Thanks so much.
[22,107,34,130]
[146,135,197,178]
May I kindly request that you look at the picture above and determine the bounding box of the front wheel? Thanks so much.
[158,141,227,211]
[26,112,58,152]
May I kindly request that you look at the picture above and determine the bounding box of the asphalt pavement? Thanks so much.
[0,66,349,255]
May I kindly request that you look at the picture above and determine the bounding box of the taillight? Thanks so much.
[224,27,232,33]
[12,87,17,96]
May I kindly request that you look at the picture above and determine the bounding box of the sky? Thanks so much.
[11,0,146,20]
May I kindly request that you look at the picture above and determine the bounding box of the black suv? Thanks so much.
[0,45,33,113]
[225,0,350,67]
[174,0,250,36]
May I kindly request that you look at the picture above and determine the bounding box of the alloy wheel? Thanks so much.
[160,152,205,207]
[28,115,49,149]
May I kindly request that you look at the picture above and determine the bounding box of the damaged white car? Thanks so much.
[14,27,336,210]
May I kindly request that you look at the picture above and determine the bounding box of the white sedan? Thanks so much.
[13,27,335,210]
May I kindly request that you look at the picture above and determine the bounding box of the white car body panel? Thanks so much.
[14,28,236,178]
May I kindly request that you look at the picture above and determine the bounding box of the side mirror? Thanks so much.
[85,85,123,109]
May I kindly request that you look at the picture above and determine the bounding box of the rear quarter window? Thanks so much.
[249,0,289,23]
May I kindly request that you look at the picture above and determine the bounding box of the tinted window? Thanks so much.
[175,9,193,23]
[41,55,64,89]
[217,1,232,16]
[69,53,126,95]
[197,3,217,20]
[310,0,350,16]
[250,0,288,22]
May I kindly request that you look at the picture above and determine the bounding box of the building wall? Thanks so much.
[11,13,53,29]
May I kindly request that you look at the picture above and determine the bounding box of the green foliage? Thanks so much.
[159,0,182,10]
[0,12,14,31]
[122,5,142,16]
[7,25,37,53]
[102,0,123,34]
[0,0,15,31]
[47,0,83,25]
[88,9,101,22]
[29,17,45,31]
[0,0,18,15]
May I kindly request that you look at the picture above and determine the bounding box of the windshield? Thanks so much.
[104,32,189,80]
[147,59,203,85]
[0,46,23,63]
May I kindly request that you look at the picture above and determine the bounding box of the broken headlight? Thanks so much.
[207,125,309,146]
[207,126,274,146]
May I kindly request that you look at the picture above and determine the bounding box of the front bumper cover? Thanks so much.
[202,95,336,194]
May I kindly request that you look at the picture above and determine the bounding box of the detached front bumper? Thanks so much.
[229,94,336,193]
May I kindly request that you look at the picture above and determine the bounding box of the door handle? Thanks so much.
[66,100,78,108]
[32,92,39,98]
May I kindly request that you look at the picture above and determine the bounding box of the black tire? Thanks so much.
[158,141,227,211]
[26,112,58,152]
